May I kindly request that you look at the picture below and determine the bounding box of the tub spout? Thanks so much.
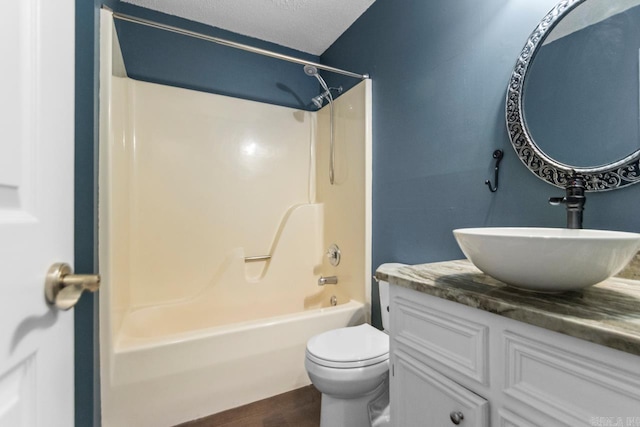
[318,276,338,286]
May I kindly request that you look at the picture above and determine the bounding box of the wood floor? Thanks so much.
[176,386,321,427]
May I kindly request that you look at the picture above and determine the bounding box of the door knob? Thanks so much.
[45,263,100,310]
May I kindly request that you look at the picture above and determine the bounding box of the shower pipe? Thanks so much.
[304,65,337,185]
[108,9,370,80]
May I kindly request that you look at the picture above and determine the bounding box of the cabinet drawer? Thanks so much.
[392,350,489,427]
[393,295,489,385]
[504,331,640,425]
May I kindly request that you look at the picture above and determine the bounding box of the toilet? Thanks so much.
[305,281,391,427]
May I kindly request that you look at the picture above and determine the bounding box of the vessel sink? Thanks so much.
[453,227,640,292]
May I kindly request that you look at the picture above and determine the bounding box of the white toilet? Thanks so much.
[305,281,391,427]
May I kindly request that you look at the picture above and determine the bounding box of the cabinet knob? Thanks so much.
[450,411,464,425]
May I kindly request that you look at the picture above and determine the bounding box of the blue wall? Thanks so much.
[321,0,640,327]
[75,2,101,426]
[112,3,325,110]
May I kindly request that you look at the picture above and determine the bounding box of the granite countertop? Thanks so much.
[376,260,640,357]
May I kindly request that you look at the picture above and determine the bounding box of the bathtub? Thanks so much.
[101,298,366,427]
[99,15,371,426]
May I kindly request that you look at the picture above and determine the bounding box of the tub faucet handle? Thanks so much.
[326,244,341,266]
[318,276,338,286]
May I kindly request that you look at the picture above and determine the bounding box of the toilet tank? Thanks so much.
[377,263,406,333]
[378,280,390,332]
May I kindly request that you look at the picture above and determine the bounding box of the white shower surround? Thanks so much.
[99,11,372,426]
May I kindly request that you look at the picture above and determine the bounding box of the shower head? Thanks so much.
[303,64,318,76]
[311,94,325,109]
[303,64,330,93]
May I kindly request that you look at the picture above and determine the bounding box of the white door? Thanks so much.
[0,0,76,426]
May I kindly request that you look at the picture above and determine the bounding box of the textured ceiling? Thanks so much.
[120,0,376,55]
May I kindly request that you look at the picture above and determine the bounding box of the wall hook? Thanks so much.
[485,149,504,193]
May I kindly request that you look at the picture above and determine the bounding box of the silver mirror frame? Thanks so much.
[506,0,640,191]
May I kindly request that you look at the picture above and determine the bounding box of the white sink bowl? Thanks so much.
[453,227,640,292]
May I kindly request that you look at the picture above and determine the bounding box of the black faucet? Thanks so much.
[549,173,586,229]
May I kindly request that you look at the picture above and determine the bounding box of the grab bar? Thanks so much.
[244,255,271,262]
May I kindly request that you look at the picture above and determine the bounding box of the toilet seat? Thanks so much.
[306,324,389,369]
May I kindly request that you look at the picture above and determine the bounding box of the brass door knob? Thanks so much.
[45,263,100,310]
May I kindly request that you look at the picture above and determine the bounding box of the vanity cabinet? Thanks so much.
[389,283,640,427]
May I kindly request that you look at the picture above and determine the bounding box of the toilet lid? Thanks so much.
[306,324,389,368]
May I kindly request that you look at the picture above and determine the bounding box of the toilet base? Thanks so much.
[319,379,390,427]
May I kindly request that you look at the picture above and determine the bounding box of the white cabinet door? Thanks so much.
[0,0,75,425]
[392,350,489,427]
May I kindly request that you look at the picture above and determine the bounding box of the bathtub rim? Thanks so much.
[115,298,366,353]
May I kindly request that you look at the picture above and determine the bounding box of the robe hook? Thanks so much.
[485,149,504,193]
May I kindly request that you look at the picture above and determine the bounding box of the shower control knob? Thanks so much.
[326,243,341,266]
[450,411,464,425]
[44,262,101,311]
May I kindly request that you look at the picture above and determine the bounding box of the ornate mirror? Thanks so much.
[507,0,640,190]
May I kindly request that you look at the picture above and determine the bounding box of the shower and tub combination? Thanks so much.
[98,10,372,427]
